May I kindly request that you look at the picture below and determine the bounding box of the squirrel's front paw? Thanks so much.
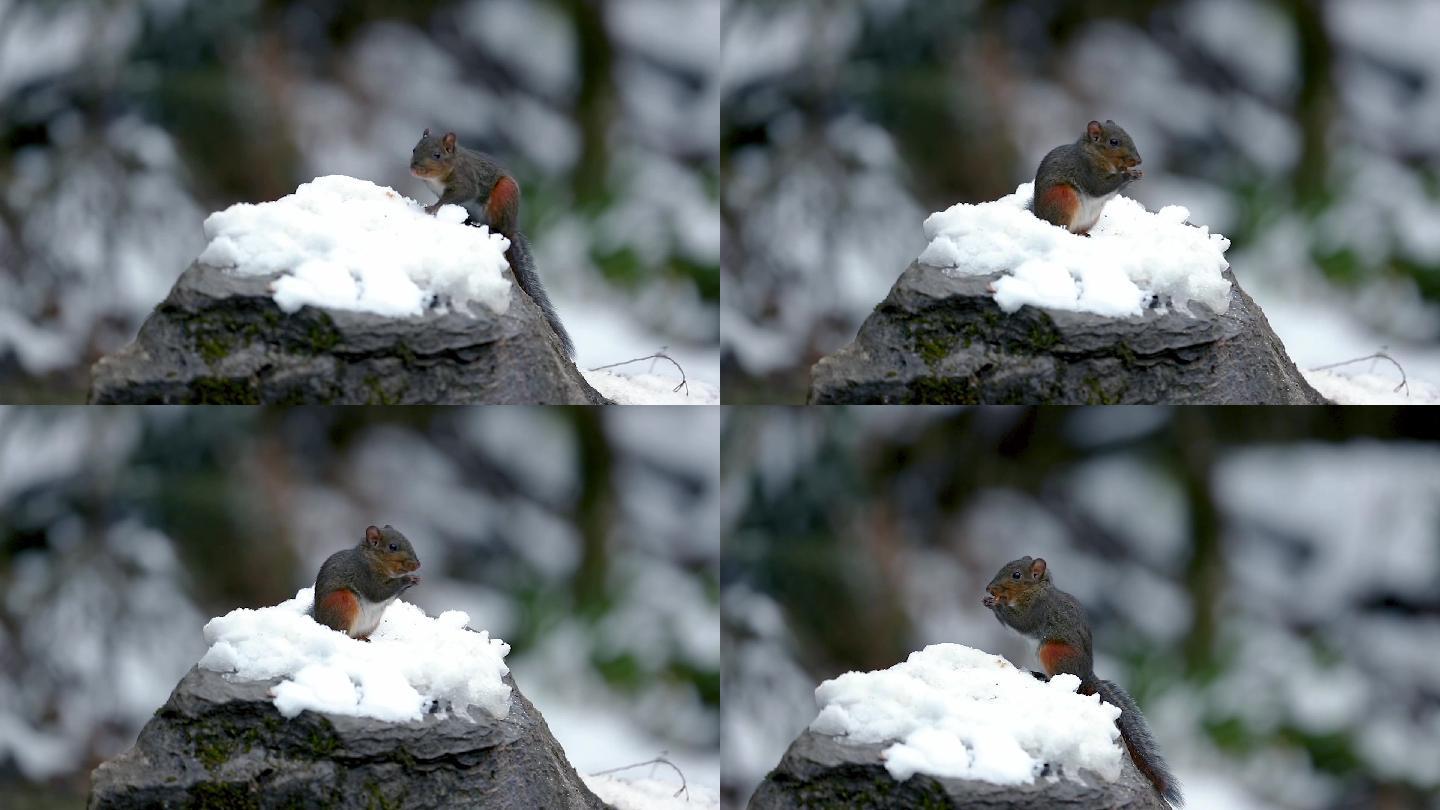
[423,204,440,215]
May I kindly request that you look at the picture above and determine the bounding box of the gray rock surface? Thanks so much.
[748,729,1168,810]
[810,262,1328,404]
[89,665,607,810]
[90,263,608,404]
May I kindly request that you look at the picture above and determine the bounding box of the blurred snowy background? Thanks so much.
[0,0,719,402]
[722,0,1440,403]
[0,406,719,807]
[722,406,1440,809]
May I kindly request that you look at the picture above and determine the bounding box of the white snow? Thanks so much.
[582,775,720,810]
[198,587,511,723]
[582,369,720,405]
[918,183,1232,318]
[197,175,514,318]
[1303,368,1440,404]
[809,643,1123,785]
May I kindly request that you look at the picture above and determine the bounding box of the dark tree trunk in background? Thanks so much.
[573,408,614,617]
[1288,0,1335,208]
[562,0,616,209]
[1173,410,1221,677]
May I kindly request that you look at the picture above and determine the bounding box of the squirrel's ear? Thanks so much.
[441,132,457,152]
[1086,121,1103,142]
[1030,558,1047,579]
[365,526,382,546]
[423,128,430,137]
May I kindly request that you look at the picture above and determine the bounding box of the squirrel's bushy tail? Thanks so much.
[505,231,575,358]
[1093,678,1182,807]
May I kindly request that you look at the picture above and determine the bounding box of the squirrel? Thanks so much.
[312,525,421,640]
[984,556,1181,807]
[409,129,575,358]
[1031,120,1142,235]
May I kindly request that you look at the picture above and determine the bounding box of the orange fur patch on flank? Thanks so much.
[1038,641,1078,677]
[1036,184,1080,226]
[315,589,360,635]
[486,175,521,233]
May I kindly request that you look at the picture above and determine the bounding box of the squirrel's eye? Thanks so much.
[1011,570,1021,580]
[1109,138,1119,147]
[388,543,399,552]
[432,152,440,159]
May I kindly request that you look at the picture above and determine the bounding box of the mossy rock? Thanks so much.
[810,262,1328,405]
[88,666,605,810]
[90,263,609,405]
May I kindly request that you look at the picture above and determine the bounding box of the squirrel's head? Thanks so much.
[982,556,1049,609]
[409,128,459,179]
[363,524,422,577]
[1084,120,1142,171]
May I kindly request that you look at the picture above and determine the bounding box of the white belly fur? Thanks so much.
[351,594,398,638]
[1072,189,1117,233]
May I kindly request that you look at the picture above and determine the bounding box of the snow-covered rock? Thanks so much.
[89,176,606,404]
[199,588,511,724]
[809,644,1123,785]
[749,644,1169,810]
[920,183,1232,319]
[89,591,603,809]
[809,261,1325,404]
[199,175,516,319]
[810,184,1327,404]
[87,260,606,404]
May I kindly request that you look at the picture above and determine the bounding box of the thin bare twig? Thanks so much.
[588,351,689,395]
[1310,351,1409,395]
[591,753,689,800]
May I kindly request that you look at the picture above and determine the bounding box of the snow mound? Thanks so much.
[809,643,1123,785]
[919,183,1231,318]
[197,175,513,318]
[199,587,511,723]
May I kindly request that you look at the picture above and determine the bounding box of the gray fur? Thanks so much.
[314,525,418,605]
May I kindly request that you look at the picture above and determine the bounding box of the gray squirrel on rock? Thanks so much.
[410,130,574,357]
[312,525,421,640]
[985,556,1182,806]
[1031,120,1143,235]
